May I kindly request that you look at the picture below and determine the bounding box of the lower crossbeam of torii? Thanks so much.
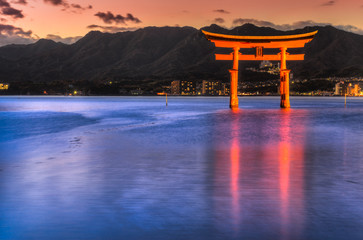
[202,30,318,109]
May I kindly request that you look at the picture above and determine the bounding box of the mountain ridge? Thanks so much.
[1,24,363,83]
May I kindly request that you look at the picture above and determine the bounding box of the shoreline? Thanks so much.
[0,95,362,97]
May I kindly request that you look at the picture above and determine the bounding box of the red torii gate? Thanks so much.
[202,30,318,109]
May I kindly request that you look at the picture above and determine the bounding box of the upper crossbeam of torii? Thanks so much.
[202,30,318,109]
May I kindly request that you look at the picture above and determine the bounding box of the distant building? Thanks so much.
[335,82,347,95]
[170,80,196,95]
[202,80,227,95]
[260,60,273,69]
[223,84,230,96]
[0,83,9,90]
[72,90,84,96]
[335,82,342,95]
[130,88,144,95]
[171,80,180,95]
[348,83,360,96]
[335,82,361,96]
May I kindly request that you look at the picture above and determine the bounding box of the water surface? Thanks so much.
[0,96,363,240]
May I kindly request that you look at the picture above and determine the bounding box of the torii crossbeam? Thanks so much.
[202,30,318,109]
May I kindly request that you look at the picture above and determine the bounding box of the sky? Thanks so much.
[1,0,363,46]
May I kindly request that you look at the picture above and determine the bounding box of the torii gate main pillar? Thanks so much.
[280,47,290,108]
[229,47,240,109]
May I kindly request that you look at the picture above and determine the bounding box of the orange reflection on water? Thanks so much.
[230,109,241,231]
[278,109,305,240]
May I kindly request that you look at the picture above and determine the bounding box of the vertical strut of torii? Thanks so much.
[202,30,318,109]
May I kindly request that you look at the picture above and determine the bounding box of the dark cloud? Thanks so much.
[0,0,25,20]
[321,0,336,6]
[0,23,35,46]
[87,24,138,33]
[12,0,27,5]
[333,24,363,35]
[233,18,280,28]
[0,23,31,36]
[95,11,141,25]
[70,3,92,10]
[233,19,316,30]
[43,0,92,12]
[45,34,81,44]
[1,6,24,18]
[70,3,80,8]
[232,18,363,35]
[0,0,10,7]
[0,23,84,46]
[44,0,65,6]
[214,18,225,24]
[213,9,230,14]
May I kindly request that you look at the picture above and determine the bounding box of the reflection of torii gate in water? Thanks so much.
[202,30,318,109]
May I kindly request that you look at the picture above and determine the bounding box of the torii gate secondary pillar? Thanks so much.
[280,47,290,108]
[229,47,240,109]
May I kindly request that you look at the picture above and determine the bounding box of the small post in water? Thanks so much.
[157,92,168,106]
[345,93,347,107]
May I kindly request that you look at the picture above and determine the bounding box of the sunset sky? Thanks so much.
[1,0,363,46]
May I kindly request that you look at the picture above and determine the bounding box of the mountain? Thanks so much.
[1,24,363,83]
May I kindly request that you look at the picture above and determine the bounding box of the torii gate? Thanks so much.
[202,30,318,109]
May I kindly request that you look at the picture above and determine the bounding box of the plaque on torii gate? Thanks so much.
[202,30,318,109]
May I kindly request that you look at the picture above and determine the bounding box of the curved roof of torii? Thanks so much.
[201,30,318,48]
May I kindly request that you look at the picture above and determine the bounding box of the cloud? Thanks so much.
[0,0,25,20]
[214,18,225,24]
[70,3,92,10]
[95,11,141,25]
[44,0,65,6]
[0,0,10,7]
[43,0,92,12]
[0,23,31,36]
[11,0,27,5]
[0,23,91,46]
[1,6,24,18]
[232,18,278,28]
[87,24,138,33]
[0,23,83,46]
[232,18,363,35]
[333,24,363,35]
[0,23,35,46]
[213,9,230,14]
[45,34,82,44]
[321,0,336,6]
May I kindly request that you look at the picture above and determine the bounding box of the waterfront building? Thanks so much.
[335,82,348,95]
[348,83,360,96]
[170,80,180,95]
[170,80,196,95]
[202,80,227,95]
[335,82,361,96]
[334,82,342,95]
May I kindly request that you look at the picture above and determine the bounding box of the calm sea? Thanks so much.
[1,96,363,240]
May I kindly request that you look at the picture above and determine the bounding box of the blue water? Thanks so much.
[0,96,363,240]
